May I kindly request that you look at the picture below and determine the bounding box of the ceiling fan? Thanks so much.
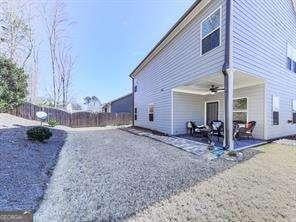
[209,85,224,94]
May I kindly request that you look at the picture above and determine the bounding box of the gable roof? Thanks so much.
[104,93,132,105]
[129,0,205,78]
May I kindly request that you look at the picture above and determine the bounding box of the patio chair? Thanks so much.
[237,121,256,139]
[209,120,224,142]
[186,121,197,136]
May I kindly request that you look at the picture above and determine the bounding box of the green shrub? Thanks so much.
[27,126,52,142]
[0,57,27,112]
[48,119,59,127]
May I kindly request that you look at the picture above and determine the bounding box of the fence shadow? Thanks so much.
[0,123,67,212]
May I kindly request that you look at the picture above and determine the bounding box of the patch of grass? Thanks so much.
[48,119,59,127]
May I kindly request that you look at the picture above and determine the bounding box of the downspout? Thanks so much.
[131,77,135,126]
[222,0,232,149]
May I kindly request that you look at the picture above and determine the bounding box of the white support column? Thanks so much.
[227,69,234,150]
[171,90,174,135]
[223,69,234,150]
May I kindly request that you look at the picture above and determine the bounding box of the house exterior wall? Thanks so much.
[111,94,133,113]
[233,0,296,139]
[134,0,226,134]
[172,92,204,135]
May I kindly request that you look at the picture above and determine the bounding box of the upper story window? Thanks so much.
[134,85,137,92]
[201,7,221,55]
[287,44,296,72]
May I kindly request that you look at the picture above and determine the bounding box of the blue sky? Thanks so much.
[40,0,195,104]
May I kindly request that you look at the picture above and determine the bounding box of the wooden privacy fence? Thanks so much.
[9,102,132,128]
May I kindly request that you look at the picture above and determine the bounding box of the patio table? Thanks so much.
[194,126,213,144]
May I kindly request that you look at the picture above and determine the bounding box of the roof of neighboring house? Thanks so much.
[104,93,132,105]
[129,0,203,78]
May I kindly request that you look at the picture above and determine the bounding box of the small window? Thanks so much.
[287,57,292,70]
[273,96,280,125]
[134,107,137,121]
[148,104,154,122]
[273,111,279,125]
[201,8,221,55]
[134,85,137,92]
[292,100,296,123]
[287,44,296,71]
[233,98,247,124]
[293,113,296,124]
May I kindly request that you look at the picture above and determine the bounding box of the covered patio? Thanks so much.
[177,134,266,150]
[171,70,267,149]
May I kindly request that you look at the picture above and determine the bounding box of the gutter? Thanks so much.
[222,0,232,149]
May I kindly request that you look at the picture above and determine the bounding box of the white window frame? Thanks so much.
[204,100,220,125]
[292,99,296,112]
[272,95,280,125]
[272,96,280,112]
[200,6,222,55]
[148,103,154,122]
[233,97,248,123]
[287,43,296,71]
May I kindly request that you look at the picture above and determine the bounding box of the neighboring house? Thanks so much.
[102,103,111,113]
[66,102,82,113]
[130,0,296,149]
[102,93,133,113]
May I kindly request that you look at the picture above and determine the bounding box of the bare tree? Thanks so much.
[57,44,75,107]
[0,1,34,67]
[42,0,74,107]
[0,0,41,103]
[28,41,41,103]
[42,1,65,107]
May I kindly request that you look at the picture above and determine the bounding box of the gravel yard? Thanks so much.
[128,143,296,222]
[0,114,67,211]
[34,129,257,221]
[4,113,294,222]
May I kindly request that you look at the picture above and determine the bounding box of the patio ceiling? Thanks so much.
[172,71,265,95]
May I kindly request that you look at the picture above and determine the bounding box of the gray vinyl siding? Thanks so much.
[134,0,226,134]
[111,94,133,113]
[172,92,204,135]
[233,0,296,139]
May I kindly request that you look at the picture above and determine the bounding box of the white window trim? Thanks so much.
[233,97,248,123]
[292,99,296,112]
[287,43,296,72]
[148,103,154,114]
[148,103,154,122]
[200,6,222,56]
[272,95,280,112]
[204,100,220,125]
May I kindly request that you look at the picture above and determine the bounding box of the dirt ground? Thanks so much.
[128,144,296,222]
